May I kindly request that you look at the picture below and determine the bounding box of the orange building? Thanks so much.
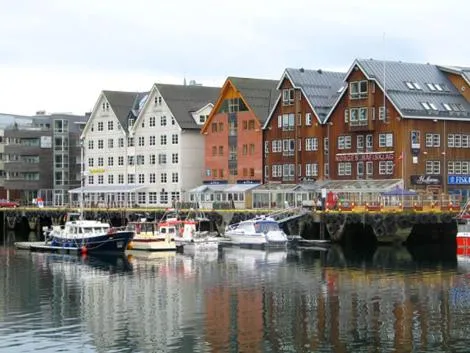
[201,77,278,185]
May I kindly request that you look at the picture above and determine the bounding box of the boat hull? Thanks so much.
[457,232,470,256]
[130,238,176,251]
[224,232,287,249]
[49,231,134,254]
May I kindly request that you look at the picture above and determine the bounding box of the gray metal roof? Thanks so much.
[155,84,220,130]
[356,59,470,119]
[103,90,144,131]
[228,77,278,124]
[438,65,470,86]
[285,68,345,123]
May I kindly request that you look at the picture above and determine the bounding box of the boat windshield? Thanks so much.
[81,227,106,233]
[254,221,280,233]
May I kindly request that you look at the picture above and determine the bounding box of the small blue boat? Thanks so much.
[44,213,134,254]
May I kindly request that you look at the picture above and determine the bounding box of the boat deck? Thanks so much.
[15,241,80,254]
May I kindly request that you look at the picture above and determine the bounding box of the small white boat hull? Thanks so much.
[129,236,176,251]
[224,230,288,248]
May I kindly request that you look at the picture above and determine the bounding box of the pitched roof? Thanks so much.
[438,65,470,87]
[102,90,145,131]
[355,59,470,120]
[155,84,220,129]
[228,77,278,124]
[284,68,345,123]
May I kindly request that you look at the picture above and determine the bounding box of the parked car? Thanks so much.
[0,199,19,208]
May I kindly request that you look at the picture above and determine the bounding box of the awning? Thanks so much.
[252,179,403,194]
[68,185,146,194]
[311,179,403,193]
[225,183,260,192]
[188,184,229,193]
[189,183,260,193]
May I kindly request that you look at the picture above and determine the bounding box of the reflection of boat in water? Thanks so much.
[222,247,288,269]
[32,252,133,278]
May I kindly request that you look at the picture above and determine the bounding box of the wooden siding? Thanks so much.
[203,82,263,184]
[263,79,325,184]
[444,72,470,102]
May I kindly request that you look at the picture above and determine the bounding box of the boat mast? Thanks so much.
[80,137,84,221]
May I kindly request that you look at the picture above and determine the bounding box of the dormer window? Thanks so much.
[199,115,208,124]
[128,118,134,127]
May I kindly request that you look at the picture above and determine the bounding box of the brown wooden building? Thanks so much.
[324,59,470,196]
[201,77,278,185]
[263,68,345,184]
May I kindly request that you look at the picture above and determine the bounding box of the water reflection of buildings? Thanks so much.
[9,246,470,352]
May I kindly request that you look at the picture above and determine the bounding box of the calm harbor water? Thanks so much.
[1,231,470,352]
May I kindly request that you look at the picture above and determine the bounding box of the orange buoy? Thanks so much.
[81,246,88,255]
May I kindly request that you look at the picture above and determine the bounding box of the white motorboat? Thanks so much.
[224,216,288,248]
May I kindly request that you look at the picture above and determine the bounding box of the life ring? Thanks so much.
[374,225,386,237]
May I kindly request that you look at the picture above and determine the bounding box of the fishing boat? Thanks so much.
[127,209,178,251]
[174,209,221,253]
[45,212,134,254]
[456,200,470,258]
[224,216,288,248]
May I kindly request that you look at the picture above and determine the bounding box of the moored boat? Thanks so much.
[224,216,288,248]
[127,210,179,251]
[457,215,470,257]
[174,211,221,252]
[45,213,134,254]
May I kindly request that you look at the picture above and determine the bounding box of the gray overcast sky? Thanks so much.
[1,0,468,115]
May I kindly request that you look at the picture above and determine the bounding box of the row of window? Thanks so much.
[87,134,178,149]
[421,102,465,112]
[266,160,396,178]
[206,167,256,178]
[211,119,258,133]
[344,106,387,124]
[263,160,470,179]
[211,144,256,157]
[88,172,180,185]
[276,113,314,129]
[94,115,176,131]
[88,153,179,167]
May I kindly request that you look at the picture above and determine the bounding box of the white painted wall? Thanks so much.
[82,93,127,206]
[81,86,212,207]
